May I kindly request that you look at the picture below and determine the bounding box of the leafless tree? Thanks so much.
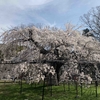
[81,6,100,40]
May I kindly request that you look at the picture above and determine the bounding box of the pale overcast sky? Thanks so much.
[0,0,100,32]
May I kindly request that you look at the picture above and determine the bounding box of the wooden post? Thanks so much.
[20,73,23,94]
[75,80,78,98]
[95,80,98,97]
[50,73,52,96]
[63,81,65,92]
[74,75,79,98]
[42,78,45,100]
[80,82,83,96]
[68,80,70,91]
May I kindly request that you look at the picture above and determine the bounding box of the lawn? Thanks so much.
[0,81,100,100]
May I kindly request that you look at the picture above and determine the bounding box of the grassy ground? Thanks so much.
[0,81,100,100]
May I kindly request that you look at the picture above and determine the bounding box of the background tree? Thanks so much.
[81,6,100,40]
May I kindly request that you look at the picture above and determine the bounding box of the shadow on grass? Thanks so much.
[0,83,100,100]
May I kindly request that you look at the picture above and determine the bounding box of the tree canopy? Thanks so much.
[0,24,100,84]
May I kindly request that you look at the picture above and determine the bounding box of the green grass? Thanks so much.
[0,81,100,100]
